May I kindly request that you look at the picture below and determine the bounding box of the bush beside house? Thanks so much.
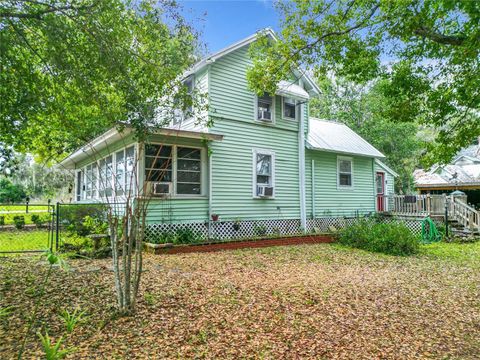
[338,218,420,256]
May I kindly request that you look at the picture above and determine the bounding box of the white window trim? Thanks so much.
[253,94,275,124]
[337,156,354,190]
[281,97,297,121]
[252,148,276,199]
[144,143,207,198]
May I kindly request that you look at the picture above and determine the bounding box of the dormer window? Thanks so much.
[257,95,273,122]
[282,97,297,120]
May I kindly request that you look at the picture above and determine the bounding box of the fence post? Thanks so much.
[26,197,29,214]
[444,195,449,238]
[55,202,60,252]
[47,199,51,213]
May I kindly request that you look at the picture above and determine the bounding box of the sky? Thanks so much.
[179,1,279,54]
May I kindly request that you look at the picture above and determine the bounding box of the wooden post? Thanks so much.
[468,212,474,231]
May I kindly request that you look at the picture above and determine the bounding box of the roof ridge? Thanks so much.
[309,117,344,124]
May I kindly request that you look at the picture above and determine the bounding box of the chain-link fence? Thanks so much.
[54,202,126,255]
[0,202,54,254]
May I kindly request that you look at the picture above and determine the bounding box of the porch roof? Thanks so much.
[58,126,223,170]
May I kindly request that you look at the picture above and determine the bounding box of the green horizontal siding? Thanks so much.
[209,45,301,133]
[210,119,300,221]
[146,198,208,224]
[305,150,376,217]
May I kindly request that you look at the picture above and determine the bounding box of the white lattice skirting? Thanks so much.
[144,215,435,242]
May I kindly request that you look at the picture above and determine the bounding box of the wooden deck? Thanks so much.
[379,194,479,233]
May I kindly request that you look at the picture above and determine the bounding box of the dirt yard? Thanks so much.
[1,242,479,359]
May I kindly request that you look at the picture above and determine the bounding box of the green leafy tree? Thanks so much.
[247,1,479,165]
[310,77,424,193]
[1,0,200,161]
[0,178,26,203]
[1,0,206,315]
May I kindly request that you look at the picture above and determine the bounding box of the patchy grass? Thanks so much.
[0,242,479,359]
[0,230,50,253]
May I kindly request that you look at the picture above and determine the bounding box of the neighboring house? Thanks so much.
[414,138,480,208]
[60,30,391,239]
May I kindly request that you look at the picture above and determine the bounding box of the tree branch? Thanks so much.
[0,3,96,20]
[414,26,468,46]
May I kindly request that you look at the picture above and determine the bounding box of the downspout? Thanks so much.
[207,64,213,239]
[208,152,213,238]
[311,159,315,218]
[372,159,376,214]
[299,102,307,231]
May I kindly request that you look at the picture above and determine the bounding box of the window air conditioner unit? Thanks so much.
[148,182,172,196]
[258,110,272,122]
[257,185,274,197]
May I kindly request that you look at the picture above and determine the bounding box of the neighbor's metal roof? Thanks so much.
[307,118,385,158]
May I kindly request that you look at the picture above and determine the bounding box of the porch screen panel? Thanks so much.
[115,150,125,196]
[125,146,135,195]
[99,156,113,198]
[145,144,172,182]
[177,147,201,194]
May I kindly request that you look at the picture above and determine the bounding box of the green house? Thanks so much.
[60,29,396,239]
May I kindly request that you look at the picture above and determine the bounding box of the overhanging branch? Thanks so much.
[414,26,467,46]
[0,3,96,20]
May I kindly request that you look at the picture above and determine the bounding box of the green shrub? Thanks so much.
[13,215,25,229]
[31,214,50,228]
[144,227,204,244]
[175,227,202,244]
[338,218,419,256]
[0,216,4,226]
[144,229,176,244]
[82,215,108,235]
[59,204,107,236]
[253,224,267,237]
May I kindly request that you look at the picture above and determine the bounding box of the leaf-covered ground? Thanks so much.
[1,242,479,359]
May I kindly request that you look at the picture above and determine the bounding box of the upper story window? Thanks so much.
[337,156,353,188]
[253,149,275,198]
[282,97,297,120]
[256,95,274,122]
[173,76,194,126]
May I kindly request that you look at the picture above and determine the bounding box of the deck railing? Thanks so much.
[378,194,447,216]
[449,197,480,232]
[379,194,479,233]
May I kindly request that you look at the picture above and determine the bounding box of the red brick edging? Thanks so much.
[147,235,334,255]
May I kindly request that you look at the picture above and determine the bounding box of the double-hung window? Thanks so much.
[177,147,201,195]
[144,144,203,196]
[257,95,273,122]
[253,149,275,198]
[145,145,173,183]
[282,97,297,120]
[173,76,194,126]
[337,156,353,188]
